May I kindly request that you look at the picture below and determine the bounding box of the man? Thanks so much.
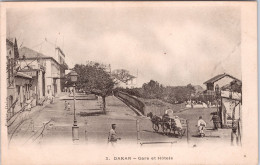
[67,103,71,111]
[231,120,239,146]
[210,113,220,130]
[64,101,68,110]
[197,116,206,137]
[108,124,121,145]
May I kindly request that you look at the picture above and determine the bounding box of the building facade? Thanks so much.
[19,46,68,98]
[6,39,33,121]
[203,73,242,127]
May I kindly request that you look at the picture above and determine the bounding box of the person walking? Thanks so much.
[108,124,121,146]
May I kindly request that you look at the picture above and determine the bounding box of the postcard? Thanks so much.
[0,2,258,165]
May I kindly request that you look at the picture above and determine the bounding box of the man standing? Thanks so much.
[197,116,206,137]
[231,120,239,146]
[108,124,121,145]
[67,103,71,111]
[64,101,68,110]
[211,113,220,130]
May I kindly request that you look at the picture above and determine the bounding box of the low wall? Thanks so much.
[114,91,146,115]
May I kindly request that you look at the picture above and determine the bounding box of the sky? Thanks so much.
[6,4,241,87]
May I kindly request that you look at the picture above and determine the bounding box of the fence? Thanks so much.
[114,91,145,115]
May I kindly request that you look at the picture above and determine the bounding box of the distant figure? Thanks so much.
[173,116,182,130]
[231,120,239,146]
[67,103,71,111]
[64,101,68,110]
[197,116,206,137]
[211,113,220,130]
[50,95,54,104]
[108,124,121,145]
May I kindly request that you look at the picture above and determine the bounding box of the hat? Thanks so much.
[112,124,116,126]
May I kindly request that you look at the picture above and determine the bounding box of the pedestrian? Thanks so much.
[64,101,68,110]
[231,120,239,146]
[210,113,220,130]
[108,124,121,146]
[197,116,206,137]
[50,95,54,104]
[67,103,71,111]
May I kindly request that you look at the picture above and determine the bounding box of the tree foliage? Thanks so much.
[117,80,196,104]
[68,62,115,113]
[111,69,134,84]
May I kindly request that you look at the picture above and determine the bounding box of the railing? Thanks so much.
[114,91,145,115]
[7,98,35,123]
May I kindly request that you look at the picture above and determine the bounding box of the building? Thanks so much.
[204,73,241,92]
[55,47,68,92]
[203,73,242,128]
[19,46,68,98]
[6,38,33,121]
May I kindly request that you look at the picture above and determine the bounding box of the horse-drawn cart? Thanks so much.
[147,109,187,138]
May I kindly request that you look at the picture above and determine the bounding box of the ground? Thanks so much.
[10,93,232,147]
[139,98,186,116]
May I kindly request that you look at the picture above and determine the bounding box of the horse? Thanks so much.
[147,112,162,132]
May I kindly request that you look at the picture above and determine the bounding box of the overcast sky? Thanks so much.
[7,4,241,87]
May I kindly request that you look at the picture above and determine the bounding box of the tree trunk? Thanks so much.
[102,96,106,114]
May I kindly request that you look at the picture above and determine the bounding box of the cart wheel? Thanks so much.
[178,129,184,139]
[162,123,170,135]
[153,124,159,132]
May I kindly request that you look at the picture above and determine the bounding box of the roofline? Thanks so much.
[203,73,241,84]
[15,72,32,79]
[19,69,40,72]
[18,57,68,70]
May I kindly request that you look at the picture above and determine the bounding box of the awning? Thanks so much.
[16,72,32,79]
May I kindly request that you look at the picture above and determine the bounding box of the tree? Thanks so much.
[111,69,133,84]
[141,80,164,99]
[73,63,115,114]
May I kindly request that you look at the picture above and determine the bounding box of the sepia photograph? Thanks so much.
[0,2,258,165]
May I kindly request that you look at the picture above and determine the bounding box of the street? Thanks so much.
[10,93,232,147]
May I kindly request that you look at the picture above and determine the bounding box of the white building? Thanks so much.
[19,46,68,98]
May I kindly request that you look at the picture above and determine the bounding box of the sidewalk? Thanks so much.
[59,93,97,100]
[8,99,51,145]
[8,94,66,146]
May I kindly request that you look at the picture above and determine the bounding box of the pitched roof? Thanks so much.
[19,47,48,59]
[203,73,241,84]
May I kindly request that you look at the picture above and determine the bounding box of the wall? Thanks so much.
[6,42,16,120]
[45,60,52,97]
[51,60,61,95]
[114,91,145,115]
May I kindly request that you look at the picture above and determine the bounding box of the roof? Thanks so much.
[6,38,14,46]
[16,72,32,79]
[128,74,136,79]
[203,73,241,84]
[18,47,68,70]
[19,47,48,59]
[221,80,242,92]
